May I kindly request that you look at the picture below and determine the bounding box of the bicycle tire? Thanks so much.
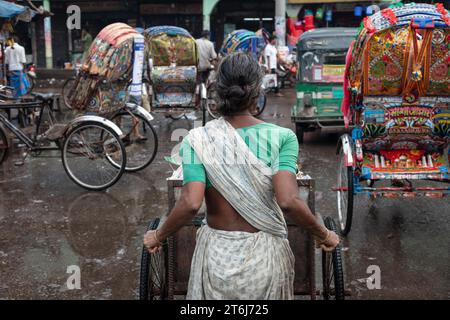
[62,77,76,110]
[322,216,346,300]
[110,112,158,172]
[139,218,168,300]
[61,121,126,191]
[0,126,8,164]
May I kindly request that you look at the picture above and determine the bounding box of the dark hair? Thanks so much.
[215,52,263,116]
[201,30,210,38]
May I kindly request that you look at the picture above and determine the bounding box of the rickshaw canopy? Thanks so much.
[220,29,265,57]
[346,3,450,99]
[144,25,198,67]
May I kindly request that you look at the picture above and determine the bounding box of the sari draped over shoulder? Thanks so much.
[185,118,294,300]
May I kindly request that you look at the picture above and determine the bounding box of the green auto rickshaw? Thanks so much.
[291,28,357,143]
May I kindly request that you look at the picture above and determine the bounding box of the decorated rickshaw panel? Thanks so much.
[428,28,450,96]
[145,33,198,67]
[364,27,410,96]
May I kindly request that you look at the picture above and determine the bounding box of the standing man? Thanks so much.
[196,30,217,84]
[264,35,282,97]
[4,36,29,97]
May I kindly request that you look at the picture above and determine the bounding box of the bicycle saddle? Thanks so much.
[32,92,55,101]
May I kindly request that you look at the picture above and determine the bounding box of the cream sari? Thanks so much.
[185,118,294,300]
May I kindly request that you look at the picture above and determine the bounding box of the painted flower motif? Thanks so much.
[432,63,449,80]
[370,79,383,92]
[386,63,401,79]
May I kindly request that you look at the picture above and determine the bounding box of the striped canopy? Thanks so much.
[220,29,265,57]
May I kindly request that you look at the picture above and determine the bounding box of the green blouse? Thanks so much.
[180,122,299,187]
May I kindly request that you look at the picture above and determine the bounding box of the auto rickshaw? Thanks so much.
[291,28,358,143]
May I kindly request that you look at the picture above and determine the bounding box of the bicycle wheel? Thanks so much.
[62,78,76,110]
[336,144,354,236]
[322,216,345,300]
[110,112,158,172]
[0,126,8,164]
[140,218,168,300]
[62,121,126,191]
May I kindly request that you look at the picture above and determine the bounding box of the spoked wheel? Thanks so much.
[110,112,158,172]
[322,216,345,300]
[139,218,168,300]
[252,91,267,117]
[62,122,126,191]
[336,145,354,236]
[62,77,76,110]
[0,127,8,164]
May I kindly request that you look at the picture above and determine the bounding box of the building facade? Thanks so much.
[11,0,450,68]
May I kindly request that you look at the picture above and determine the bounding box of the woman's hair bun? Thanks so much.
[214,52,263,116]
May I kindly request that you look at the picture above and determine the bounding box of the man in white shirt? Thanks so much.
[264,36,282,96]
[196,30,217,83]
[4,37,29,97]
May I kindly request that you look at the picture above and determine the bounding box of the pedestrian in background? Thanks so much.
[4,36,29,97]
[196,30,217,83]
[264,35,283,97]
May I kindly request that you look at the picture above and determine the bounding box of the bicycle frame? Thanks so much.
[0,100,58,152]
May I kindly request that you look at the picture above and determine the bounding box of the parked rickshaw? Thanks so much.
[0,88,127,191]
[139,168,347,300]
[207,29,268,119]
[335,3,450,236]
[291,28,357,143]
[66,23,158,172]
[143,26,207,125]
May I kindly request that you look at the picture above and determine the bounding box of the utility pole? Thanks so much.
[275,0,286,47]
[43,0,53,69]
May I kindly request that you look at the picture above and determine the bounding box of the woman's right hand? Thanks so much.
[315,229,340,252]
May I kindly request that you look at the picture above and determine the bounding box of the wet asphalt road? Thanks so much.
[0,88,448,299]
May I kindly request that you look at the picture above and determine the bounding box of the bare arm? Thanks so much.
[144,181,205,252]
[273,171,340,250]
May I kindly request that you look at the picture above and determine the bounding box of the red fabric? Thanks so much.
[363,17,376,34]
[341,40,355,128]
[304,15,315,31]
[381,8,398,25]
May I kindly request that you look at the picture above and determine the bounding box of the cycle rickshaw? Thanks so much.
[0,87,127,190]
[139,168,347,300]
[66,23,158,173]
[336,3,450,235]
[207,29,269,119]
[143,26,207,125]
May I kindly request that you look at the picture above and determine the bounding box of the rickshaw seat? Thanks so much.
[150,66,197,106]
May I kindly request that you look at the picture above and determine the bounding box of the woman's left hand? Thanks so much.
[143,230,163,254]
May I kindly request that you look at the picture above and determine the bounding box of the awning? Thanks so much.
[0,0,36,22]
[288,0,374,3]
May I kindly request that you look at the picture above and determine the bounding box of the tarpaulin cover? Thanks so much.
[0,0,26,18]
